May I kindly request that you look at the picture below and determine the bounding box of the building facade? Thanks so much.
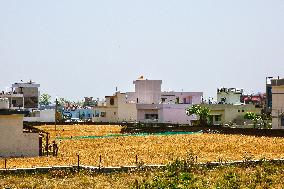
[202,87,262,126]
[0,99,40,157]
[201,104,261,126]
[271,78,284,129]
[217,88,243,105]
[0,80,40,110]
[93,78,202,124]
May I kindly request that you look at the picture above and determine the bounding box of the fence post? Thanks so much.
[4,158,7,169]
[77,154,80,172]
[134,179,139,189]
[46,133,49,157]
[99,155,102,172]
[135,155,138,165]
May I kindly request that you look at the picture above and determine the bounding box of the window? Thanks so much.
[145,114,158,120]
[281,117,284,126]
[95,111,100,117]
[114,112,116,115]
[12,100,16,106]
[161,98,166,103]
[238,110,240,112]
[176,97,179,104]
[101,112,106,117]
[215,115,221,122]
[110,98,114,105]
[242,110,245,112]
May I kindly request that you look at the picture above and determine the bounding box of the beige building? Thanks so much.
[271,78,284,129]
[93,92,137,122]
[201,104,262,125]
[200,87,262,125]
[0,99,40,157]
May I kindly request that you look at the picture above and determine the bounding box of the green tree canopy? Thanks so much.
[244,112,262,128]
[186,105,210,126]
[39,93,51,106]
[57,98,70,107]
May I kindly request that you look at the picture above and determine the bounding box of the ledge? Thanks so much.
[0,109,29,115]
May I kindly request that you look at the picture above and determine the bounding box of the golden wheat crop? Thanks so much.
[37,124,122,138]
[1,125,284,169]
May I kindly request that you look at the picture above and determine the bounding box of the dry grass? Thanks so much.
[37,124,122,138]
[0,171,152,189]
[1,163,284,188]
[1,125,284,168]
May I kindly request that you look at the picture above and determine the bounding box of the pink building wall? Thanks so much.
[159,104,198,124]
[133,80,162,104]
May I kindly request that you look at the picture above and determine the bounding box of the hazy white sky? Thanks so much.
[0,0,284,101]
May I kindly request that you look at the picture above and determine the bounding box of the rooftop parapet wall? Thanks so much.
[271,78,284,86]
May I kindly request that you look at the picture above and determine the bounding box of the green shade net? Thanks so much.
[56,131,202,140]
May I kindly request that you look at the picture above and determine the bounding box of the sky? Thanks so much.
[0,0,284,101]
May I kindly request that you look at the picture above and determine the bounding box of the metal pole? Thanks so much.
[266,77,269,113]
[4,158,7,169]
[46,133,49,156]
[278,110,280,128]
[99,155,102,171]
[77,154,80,172]
[135,155,138,164]
[55,98,57,131]
[23,96,24,109]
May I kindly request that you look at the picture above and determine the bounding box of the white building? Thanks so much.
[0,80,40,110]
[93,78,203,124]
[24,109,55,122]
[0,98,40,157]
[271,78,284,129]
[217,88,243,105]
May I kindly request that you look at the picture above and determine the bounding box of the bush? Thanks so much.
[216,171,240,189]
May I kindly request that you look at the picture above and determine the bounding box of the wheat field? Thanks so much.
[1,125,284,169]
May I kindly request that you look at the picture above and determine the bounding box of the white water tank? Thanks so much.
[0,98,9,109]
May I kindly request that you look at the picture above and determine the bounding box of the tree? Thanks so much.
[244,112,262,128]
[39,93,51,106]
[57,98,70,107]
[56,111,64,122]
[186,105,210,126]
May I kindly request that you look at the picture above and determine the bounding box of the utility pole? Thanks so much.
[265,77,273,114]
[55,98,58,131]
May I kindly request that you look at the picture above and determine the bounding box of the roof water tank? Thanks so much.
[0,98,9,109]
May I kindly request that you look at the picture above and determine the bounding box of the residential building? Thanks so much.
[93,78,203,124]
[271,78,284,129]
[0,98,40,157]
[94,92,137,122]
[63,108,94,121]
[0,92,24,109]
[265,77,273,114]
[241,93,265,108]
[0,80,40,110]
[24,109,55,122]
[202,87,262,125]
[217,87,243,104]
[201,104,261,125]
[12,81,40,109]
